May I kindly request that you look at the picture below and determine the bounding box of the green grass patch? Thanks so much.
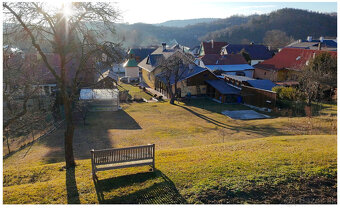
[118,83,153,100]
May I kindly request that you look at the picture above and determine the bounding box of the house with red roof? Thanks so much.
[253,48,337,84]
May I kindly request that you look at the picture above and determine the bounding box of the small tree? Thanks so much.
[299,52,337,106]
[74,100,89,126]
[157,51,194,104]
[240,48,251,64]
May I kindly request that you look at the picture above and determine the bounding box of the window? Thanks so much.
[236,71,245,76]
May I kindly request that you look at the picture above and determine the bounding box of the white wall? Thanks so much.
[125,66,139,78]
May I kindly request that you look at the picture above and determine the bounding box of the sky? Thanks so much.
[115,0,338,24]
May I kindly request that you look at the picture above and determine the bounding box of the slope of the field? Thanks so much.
[3,99,336,168]
[3,135,337,204]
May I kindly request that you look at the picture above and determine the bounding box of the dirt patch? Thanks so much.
[188,176,337,204]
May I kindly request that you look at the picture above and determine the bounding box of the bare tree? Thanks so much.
[157,51,194,104]
[263,30,294,50]
[3,45,55,154]
[3,2,122,168]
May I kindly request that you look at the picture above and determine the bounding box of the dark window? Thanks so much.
[236,71,245,76]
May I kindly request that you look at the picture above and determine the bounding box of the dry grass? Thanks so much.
[3,99,336,168]
[3,135,337,204]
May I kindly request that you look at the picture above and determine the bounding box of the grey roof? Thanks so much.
[156,65,212,85]
[287,39,337,50]
[138,46,192,72]
[128,48,156,61]
[222,44,273,60]
[247,79,276,91]
[223,74,256,82]
[205,79,240,95]
[138,46,178,72]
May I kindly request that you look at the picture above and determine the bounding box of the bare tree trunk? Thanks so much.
[4,135,11,154]
[62,92,76,168]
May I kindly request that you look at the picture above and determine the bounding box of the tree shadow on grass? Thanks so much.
[175,103,286,137]
[66,166,80,204]
[93,169,187,204]
[175,104,230,128]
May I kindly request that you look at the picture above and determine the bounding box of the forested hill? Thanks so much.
[114,15,251,48]
[201,8,337,44]
[153,18,220,27]
[115,8,336,49]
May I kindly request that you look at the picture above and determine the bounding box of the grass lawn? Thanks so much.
[3,98,337,204]
[118,83,153,100]
[3,135,337,204]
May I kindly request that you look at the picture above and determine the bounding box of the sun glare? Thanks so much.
[48,1,74,17]
[61,3,73,18]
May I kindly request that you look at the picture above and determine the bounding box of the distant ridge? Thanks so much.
[154,18,220,27]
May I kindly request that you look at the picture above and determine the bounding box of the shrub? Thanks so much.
[272,86,299,101]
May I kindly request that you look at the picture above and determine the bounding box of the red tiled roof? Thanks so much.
[201,41,228,55]
[201,54,248,65]
[254,48,337,71]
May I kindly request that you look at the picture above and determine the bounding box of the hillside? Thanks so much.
[114,16,251,48]
[201,8,337,43]
[114,8,336,48]
[154,18,220,27]
[3,135,337,204]
[3,99,337,204]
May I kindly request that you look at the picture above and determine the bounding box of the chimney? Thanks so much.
[162,42,166,51]
[307,36,312,42]
[211,40,214,48]
[319,36,324,43]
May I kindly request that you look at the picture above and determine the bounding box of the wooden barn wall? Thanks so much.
[241,85,277,109]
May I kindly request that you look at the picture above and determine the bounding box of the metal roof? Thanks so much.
[205,79,240,95]
[247,79,276,91]
[206,64,254,72]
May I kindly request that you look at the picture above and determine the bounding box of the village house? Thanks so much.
[253,48,337,85]
[196,54,255,77]
[138,43,189,89]
[197,40,228,57]
[155,64,218,98]
[220,43,273,65]
[123,47,156,82]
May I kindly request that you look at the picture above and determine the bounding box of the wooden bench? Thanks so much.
[90,144,155,177]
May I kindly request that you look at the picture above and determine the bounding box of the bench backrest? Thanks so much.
[91,144,155,165]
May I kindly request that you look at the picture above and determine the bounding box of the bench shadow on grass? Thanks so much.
[93,169,187,204]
